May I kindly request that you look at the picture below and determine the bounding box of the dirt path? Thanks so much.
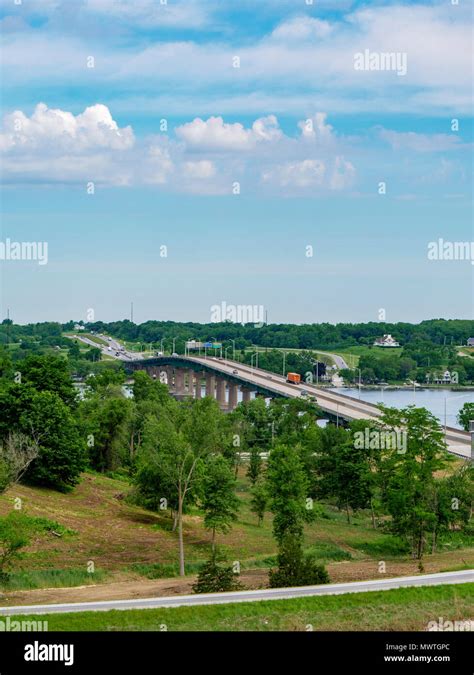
[2,550,471,609]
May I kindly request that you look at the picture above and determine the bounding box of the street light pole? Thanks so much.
[282,351,286,376]
[358,368,361,400]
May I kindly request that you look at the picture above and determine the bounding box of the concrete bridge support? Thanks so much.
[242,387,252,403]
[216,378,227,409]
[187,370,195,395]
[195,372,202,399]
[175,369,185,396]
[228,382,239,410]
[205,373,216,398]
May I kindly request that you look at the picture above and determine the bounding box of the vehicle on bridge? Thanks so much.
[286,372,301,384]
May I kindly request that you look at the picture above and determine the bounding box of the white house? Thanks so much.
[433,370,453,384]
[373,334,400,348]
[467,337,474,347]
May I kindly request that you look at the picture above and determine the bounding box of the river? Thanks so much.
[332,387,474,430]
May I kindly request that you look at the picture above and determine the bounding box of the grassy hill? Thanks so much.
[0,469,472,598]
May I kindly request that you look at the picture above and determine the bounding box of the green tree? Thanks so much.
[378,406,450,560]
[250,480,268,526]
[192,554,241,594]
[314,423,373,523]
[269,533,330,588]
[246,446,263,485]
[266,444,312,544]
[22,390,87,490]
[136,397,224,575]
[0,512,32,586]
[19,354,77,408]
[201,455,239,553]
[458,403,474,432]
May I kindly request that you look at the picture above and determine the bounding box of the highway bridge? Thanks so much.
[126,355,472,460]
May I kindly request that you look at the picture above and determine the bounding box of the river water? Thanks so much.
[332,387,474,430]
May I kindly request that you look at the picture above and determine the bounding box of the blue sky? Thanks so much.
[0,0,472,325]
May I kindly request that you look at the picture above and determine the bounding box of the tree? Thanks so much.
[136,397,224,575]
[0,433,39,494]
[21,390,87,491]
[246,446,263,485]
[378,406,450,560]
[458,403,474,432]
[266,444,312,544]
[269,533,330,588]
[0,512,31,586]
[201,455,239,553]
[314,423,373,523]
[19,354,77,408]
[192,554,241,594]
[250,480,268,526]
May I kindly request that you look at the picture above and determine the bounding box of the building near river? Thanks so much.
[373,334,400,348]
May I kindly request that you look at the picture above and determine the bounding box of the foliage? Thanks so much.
[192,554,241,594]
[269,533,330,588]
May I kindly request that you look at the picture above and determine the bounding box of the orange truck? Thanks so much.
[286,372,301,384]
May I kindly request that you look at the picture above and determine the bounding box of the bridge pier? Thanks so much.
[242,387,252,403]
[195,372,202,399]
[228,382,239,410]
[175,369,185,396]
[216,378,227,410]
[187,369,195,396]
[205,373,216,398]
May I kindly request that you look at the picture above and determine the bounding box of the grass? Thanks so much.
[3,568,108,591]
[8,584,474,632]
[0,471,472,592]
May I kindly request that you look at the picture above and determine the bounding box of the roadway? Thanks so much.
[68,334,472,459]
[0,570,472,615]
[185,355,471,459]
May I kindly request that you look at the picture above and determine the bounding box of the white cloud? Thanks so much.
[175,115,282,151]
[298,112,334,142]
[83,0,209,28]
[330,156,356,190]
[0,103,134,153]
[183,160,216,179]
[263,159,326,189]
[271,17,334,41]
[378,129,464,153]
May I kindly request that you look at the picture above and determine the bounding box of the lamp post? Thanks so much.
[358,368,362,400]
[172,338,176,354]
[224,346,231,361]
[282,351,287,376]
[251,352,259,372]
[228,339,236,361]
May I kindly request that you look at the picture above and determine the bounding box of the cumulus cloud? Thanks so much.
[0,103,134,153]
[263,159,326,189]
[298,112,334,142]
[175,115,282,151]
